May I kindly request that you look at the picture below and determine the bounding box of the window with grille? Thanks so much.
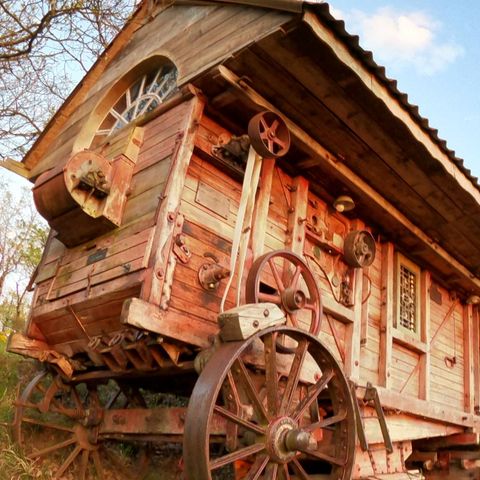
[395,254,420,336]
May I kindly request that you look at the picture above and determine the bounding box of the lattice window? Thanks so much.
[399,264,417,332]
[395,254,421,336]
[94,64,178,141]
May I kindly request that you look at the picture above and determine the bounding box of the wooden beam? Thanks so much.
[216,66,480,293]
[0,158,30,178]
[251,158,275,260]
[357,384,480,429]
[379,242,394,388]
[303,12,480,210]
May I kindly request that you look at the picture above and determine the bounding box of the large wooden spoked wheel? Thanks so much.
[246,251,322,346]
[13,371,149,480]
[184,327,356,480]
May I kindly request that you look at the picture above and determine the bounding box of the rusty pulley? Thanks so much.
[343,230,376,268]
[248,111,291,158]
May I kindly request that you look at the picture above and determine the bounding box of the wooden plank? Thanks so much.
[380,242,394,388]
[419,271,431,401]
[473,307,480,413]
[121,298,217,348]
[286,176,308,255]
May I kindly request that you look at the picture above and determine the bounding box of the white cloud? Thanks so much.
[338,7,464,76]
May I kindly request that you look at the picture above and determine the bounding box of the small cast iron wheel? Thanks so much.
[246,250,322,345]
[248,111,291,158]
[184,326,356,479]
[13,371,150,480]
[343,230,376,268]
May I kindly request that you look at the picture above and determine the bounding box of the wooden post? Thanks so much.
[379,242,394,388]
[419,271,431,401]
[345,267,363,380]
[251,158,275,260]
[286,176,308,256]
[145,92,205,306]
[464,303,475,413]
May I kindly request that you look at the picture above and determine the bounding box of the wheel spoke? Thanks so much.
[268,259,285,292]
[210,443,265,470]
[54,445,82,479]
[293,370,334,421]
[291,458,310,480]
[264,462,279,480]
[22,416,74,432]
[264,332,278,416]
[72,386,86,414]
[233,359,269,422]
[302,448,346,466]
[282,463,291,480]
[304,301,317,312]
[29,436,77,458]
[260,116,268,132]
[258,292,282,304]
[290,265,302,290]
[92,449,105,480]
[270,119,279,133]
[280,339,309,415]
[79,449,89,480]
[214,405,266,435]
[245,454,269,480]
[305,409,348,432]
[273,137,286,149]
[287,312,299,328]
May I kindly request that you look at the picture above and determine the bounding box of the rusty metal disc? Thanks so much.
[343,230,376,268]
[248,111,291,158]
[13,371,151,480]
[246,250,322,347]
[184,326,356,480]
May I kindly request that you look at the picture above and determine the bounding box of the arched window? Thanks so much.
[92,63,178,145]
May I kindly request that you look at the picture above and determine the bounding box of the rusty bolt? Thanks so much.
[263,309,269,317]
[208,283,216,289]
[176,235,186,247]
[156,269,164,279]
[167,212,176,222]
[253,320,260,328]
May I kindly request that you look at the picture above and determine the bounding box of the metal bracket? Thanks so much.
[364,382,394,454]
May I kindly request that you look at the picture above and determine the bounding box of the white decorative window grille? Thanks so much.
[95,65,178,140]
[399,264,417,333]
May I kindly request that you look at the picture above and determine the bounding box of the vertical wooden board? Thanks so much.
[464,304,474,412]
[380,242,394,388]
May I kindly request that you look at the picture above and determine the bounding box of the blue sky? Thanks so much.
[328,0,480,177]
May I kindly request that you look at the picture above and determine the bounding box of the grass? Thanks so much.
[0,338,48,480]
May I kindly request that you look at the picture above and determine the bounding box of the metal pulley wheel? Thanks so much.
[246,250,322,348]
[343,230,376,268]
[248,111,291,158]
[184,326,356,479]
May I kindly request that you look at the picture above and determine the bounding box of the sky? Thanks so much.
[327,0,480,177]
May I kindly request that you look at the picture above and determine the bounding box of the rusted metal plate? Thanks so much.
[195,182,230,219]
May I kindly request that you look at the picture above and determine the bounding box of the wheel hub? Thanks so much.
[73,424,99,451]
[282,288,306,312]
[266,417,311,463]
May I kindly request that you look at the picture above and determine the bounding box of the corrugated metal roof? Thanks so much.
[314,3,479,188]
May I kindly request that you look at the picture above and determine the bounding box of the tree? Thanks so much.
[0,0,137,161]
[0,179,48,330]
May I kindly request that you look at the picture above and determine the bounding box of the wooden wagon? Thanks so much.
[4,1,480,479]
